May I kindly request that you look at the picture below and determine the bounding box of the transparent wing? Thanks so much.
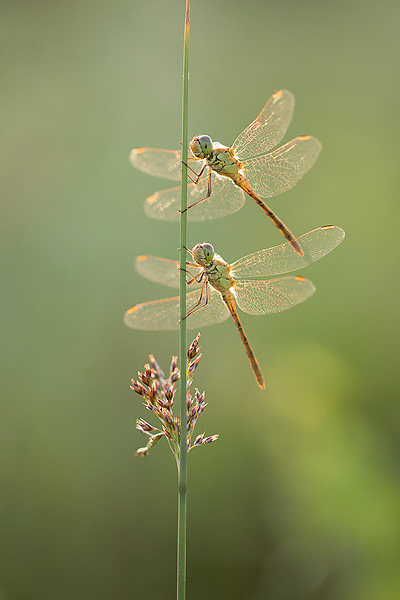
[232,90,295,159]
[241,135,322,198]
[135,255,203,289]
[231,226,345,278]
[130,147,205,182]
[124,286,230,331]
[144,172,246,222]
[234,276,315,315]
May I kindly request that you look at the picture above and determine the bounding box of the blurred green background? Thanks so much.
[1,0,400,598]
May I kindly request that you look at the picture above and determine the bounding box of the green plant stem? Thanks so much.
[177,1,190,599]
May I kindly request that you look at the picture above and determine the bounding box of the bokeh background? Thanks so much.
[2,0,400,598]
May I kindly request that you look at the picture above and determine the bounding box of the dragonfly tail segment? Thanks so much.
[223,294,265,389]
[236,176,303,256]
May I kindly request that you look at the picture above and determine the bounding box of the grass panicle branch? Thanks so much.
[130,334,218,462]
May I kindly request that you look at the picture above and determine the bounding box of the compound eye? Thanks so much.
[190,135,212,158]
[201,243,214,261]
[198,135,213,155]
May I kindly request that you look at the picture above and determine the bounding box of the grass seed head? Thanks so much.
[130,335,217,460]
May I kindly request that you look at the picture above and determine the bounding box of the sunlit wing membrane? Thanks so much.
[130,148,182,181]
[232,90,295,160]
[241,136,322,198]
[135,255,203,289]
[144,172,246,222]
[136,255,180,288]
[231,226,345,278]
[124,286,230,331]
[234,276,315,315]
[130,148,205,182]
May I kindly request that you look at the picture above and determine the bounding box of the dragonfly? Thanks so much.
[124,226,345,388]
[130,89,322,255]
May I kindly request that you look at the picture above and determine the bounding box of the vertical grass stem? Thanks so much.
[177,1,190,599]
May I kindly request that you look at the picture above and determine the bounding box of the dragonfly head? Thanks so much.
[190,135,213,158]
[192,242,214,265]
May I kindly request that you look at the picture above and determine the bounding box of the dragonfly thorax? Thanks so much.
[205,256,234,292]
[206,142,241,176]
[190,136,241,177]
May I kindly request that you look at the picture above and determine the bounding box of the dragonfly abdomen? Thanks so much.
[222,292,265,389]
[233,173,304,256]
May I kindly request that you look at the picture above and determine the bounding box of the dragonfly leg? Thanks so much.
[180,246,195,259]
[185,261,199,267]
[181,162,207,184]
[180,247,202,270]
[188,270,204,285]
[180,248,205,283]
[179,267,204,285]
[181,168,213,213]
[181,280,209,321]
